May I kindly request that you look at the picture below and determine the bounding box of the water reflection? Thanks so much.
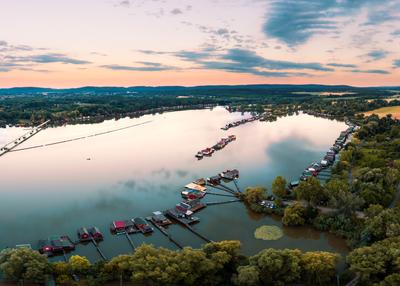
[0,107,349,259]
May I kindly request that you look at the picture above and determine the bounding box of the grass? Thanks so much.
[254,225,283,240]
[364,106,400,119]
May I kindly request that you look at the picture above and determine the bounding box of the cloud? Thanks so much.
[218,49,333,71]
[101,61,177,71]
[327,63,357,68]
[351,69,390,74]
[262,0,382,46]
[366,50,388,61]
[393,59,400,68]
[170,8,182,15]
[119,0,130,7]
[5,53,91,65]
[363,2,400,25]
[391,30,400,36]
[176,48,335,77]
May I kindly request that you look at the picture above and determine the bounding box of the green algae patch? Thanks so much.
[254,225,283,240]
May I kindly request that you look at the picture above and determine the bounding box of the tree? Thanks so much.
[347,237,400,284]
[233,265,260,286]
[295,177,326,206]
[247,249,302,286]
[300,252,340,285]
[0,248,51,283]
[282,203,306,226]
[69,255,91,275]
[243,186,267,204]
[362,208,400,242]
[272,176,287,198]
[325,179,364,215]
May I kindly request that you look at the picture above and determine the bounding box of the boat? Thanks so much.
[150,211,172,226]
[181,188,206,200]
[193,178,206,186]
[220,169,239,180]
[195,152,203,159]
[166,208,200,225]
[133,217,154,234]
[207,175,221,185]
[77,227,91,242]
[175,202,194,216]
[201,148,214,156]
[88,226,104,241]
[39,235,75,255]
[181,183,207,199]
[110,220,126,234]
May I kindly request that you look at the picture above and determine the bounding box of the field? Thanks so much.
[364,106,400,119]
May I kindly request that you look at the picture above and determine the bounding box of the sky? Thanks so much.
[0,0,399,88]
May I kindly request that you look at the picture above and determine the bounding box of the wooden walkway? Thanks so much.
[0,120,50,157]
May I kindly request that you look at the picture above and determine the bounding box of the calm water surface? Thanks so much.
[0,107,349,261]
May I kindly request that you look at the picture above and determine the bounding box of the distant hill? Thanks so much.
[0,84,397,97]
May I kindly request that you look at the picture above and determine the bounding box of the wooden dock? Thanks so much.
[90,237,107,261]
[147,219,184,249]
[166,211,212,243]
[206,183,236,195]
[124,232,136,250]
[206,191,237,198]
[233,179,241,193]
[206,199,242,206]
[0,120,50,157]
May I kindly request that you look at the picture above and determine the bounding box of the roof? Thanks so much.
[113,221,126,228]
[185,183,207,192]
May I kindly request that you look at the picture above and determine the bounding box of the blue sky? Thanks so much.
[0,0,399,87]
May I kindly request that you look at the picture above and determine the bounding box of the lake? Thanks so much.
[0,107,349,261]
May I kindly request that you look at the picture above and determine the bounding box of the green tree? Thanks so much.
[243,186,267,204]
[0,248,51,283]
[282,203,306,226]
[325,179,364,215]
[295,177,326,206]
[300,251,340,285]
[233,265,260,286]
[347,237,400,283]
[272,176,287,198]
[247,249,302,286]
[362,208,400,242]
[69,255,91,275]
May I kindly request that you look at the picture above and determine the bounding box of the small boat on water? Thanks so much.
[133,217,154,234]
[110,220,127,234]
[202,148,214,156]
[207,175,222,185]
[150,211,172,226]
[181,183,207,199]
[39,235,75,256]
[220,169,239,180]
[195,152,203,159]
[88,226,104,241]
[193,178,206,186]
[77,227,91,242]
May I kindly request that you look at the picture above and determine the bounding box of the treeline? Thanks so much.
[0,85,396,127]
[1,240,341,285]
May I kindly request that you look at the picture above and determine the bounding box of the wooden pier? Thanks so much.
[206,183,236,195]
[166,211,212,243]
[147,219,184,249]
[233,179,241,193]
[206,191,237,198]
[206,199,242,206]
[90,237,107,261]
[0,120,50,157]
[124,232,136,250]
